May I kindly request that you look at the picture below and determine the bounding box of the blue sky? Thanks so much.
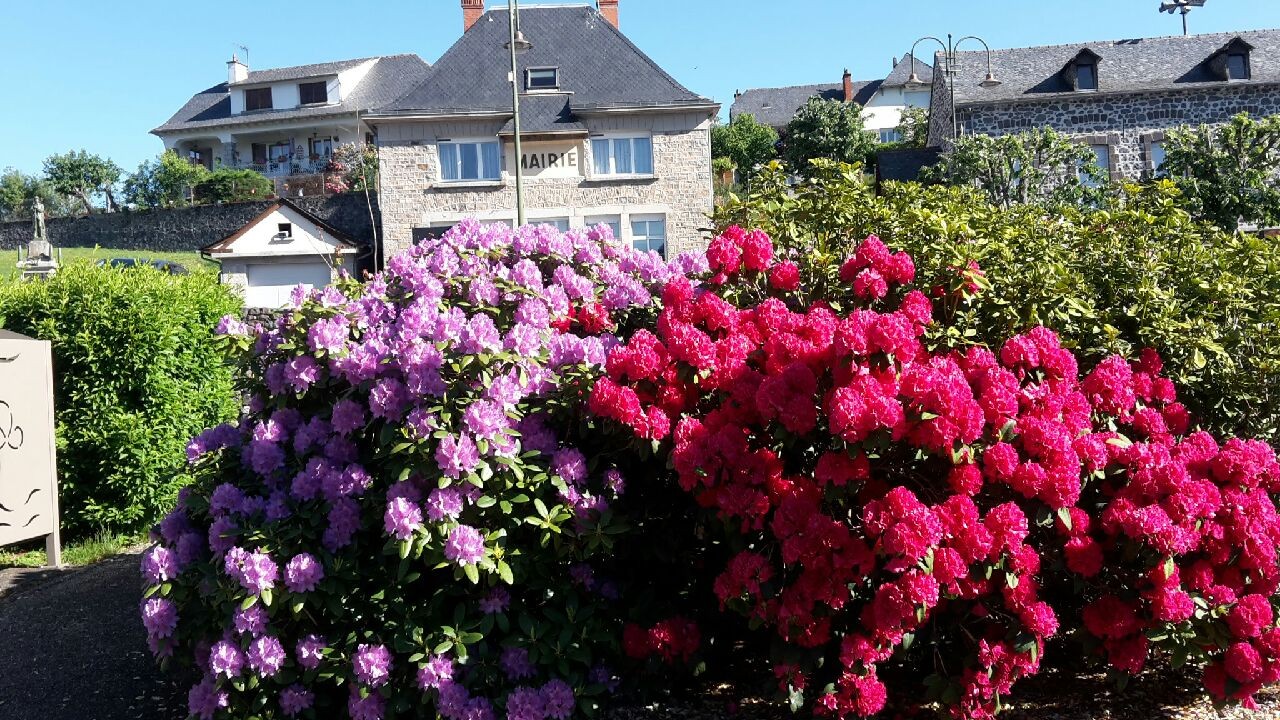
[2,0,1278,177]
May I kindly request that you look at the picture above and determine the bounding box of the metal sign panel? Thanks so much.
[0,333,61,564]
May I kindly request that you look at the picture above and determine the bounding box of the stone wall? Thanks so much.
[955,84,1280,180]
[374,111,715,259]
[0,193,381,254]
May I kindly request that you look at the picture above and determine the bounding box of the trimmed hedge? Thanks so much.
[0,262,240,536]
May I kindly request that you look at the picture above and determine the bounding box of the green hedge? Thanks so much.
[716,160,1280,441]
[0,262,240,536]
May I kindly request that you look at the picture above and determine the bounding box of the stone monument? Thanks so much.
[17,197,58,280]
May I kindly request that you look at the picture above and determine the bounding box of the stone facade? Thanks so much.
[954,84,1280,180]
[374,111,714,259]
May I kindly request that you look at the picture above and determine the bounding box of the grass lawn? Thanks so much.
[4,246,216,280]
[0,531,149,568]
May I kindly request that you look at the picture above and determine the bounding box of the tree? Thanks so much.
[711,113,778,179]
[193,168,274,205]
[123,151,210,209]
[0,168,68,222]
[324,143,379,194]
[894,107,930,148]
[43,150,123,215]
[922,127,1105,208]
[781,97,876,173]
[1162,112,1280,230]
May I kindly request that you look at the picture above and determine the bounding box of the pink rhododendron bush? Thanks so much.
[141,220,707,720]
[591,228,1280,718]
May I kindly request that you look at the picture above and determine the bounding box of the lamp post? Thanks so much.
[505,0,533,225]
[907,34,1001,141]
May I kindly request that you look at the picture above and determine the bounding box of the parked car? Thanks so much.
[95,258,189,275]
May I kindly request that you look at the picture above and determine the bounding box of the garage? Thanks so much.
[244,261,335,308]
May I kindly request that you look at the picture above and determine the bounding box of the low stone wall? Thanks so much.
[0,193,381,253]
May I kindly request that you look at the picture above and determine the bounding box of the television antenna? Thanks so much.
[234,43,250,66]
[1159,0,1207,36]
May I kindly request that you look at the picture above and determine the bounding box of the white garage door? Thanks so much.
[245,262,333,308]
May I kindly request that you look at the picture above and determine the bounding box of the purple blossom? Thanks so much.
[408,406,439,438]
[177,532,206,566]
[348,686,386,720]
[480,587,510,614]
[543,285,570,317]
[208,516,238,554]
[353,643,393,687]
[516,415,558,456]
[322,463,372,500]
[284,355,320,392]
[249,439,285,476]
[552,448,588,485]
[674,250,711,275]
[280,685,315,716]
[141,545,179,584]
[369,377,410,421]
[209,483,247,517]
[417,653,455,689]
[506,686,547,720]
[468,276,500,306]
[444,525,486,566]
[296,634,327,669]
[510,259,544,290]
[235,550,278,595]
[293,417,331,455]
[464,400,508,440]
[552,265,595,300]
[515,299,550,328]
[233,604,269,636]
[501,646,535,680]
[436,433,480,479]
[308,316,350,353]
[547,335,586,369]
[141,597,178,639]
[438,681,472,720]
[331,399,366,434]
[461,313,503,355]
[284,553,324,593]
[324,498,361,551]
[569,564,596,590]
[486,373,526,408]
[426,487,465,521]
[464,697,497,720]
[209,640,245,678]
[188,677,229,720]
[247,635,286,677]
[432,306,467,344]
[505,323,545,356]
[215,315,249,336]
[384,497,424,540]
[542,679,575,720]
[604,468,626,496]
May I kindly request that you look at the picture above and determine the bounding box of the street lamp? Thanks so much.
[503,0,532,225]
[907,34,1001,141]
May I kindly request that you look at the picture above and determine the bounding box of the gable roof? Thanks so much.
[882,53,935,89]
[944,28,1280,106]
[730,80,881,130]
[372,5,715,120]
[202,198,360,254]
[153,54,431,134]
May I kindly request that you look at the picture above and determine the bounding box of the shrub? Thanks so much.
[593,227,1280,718]
[921,127,1106,208]
[195,168,274,204]
[144,222,708,719]
[714,161,1280,442]
[0,263,239,536]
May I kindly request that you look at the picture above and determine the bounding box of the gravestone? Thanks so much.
[0,329,61,566]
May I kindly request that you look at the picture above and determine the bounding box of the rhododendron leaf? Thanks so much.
[291,600,304,615]
[260,588,272,607]
[788,686,805,713]
[1006,572,1020,589]
[143,585,159,599]
[1058,507,1074,531]
[463,564,480,584]
[399,539,412,560]
[240,595,257,611]
[159,582,172,596]
[433,640,453,654]
[498,561,514,585]
[476,495,497,509]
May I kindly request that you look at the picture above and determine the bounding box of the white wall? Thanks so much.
[220,205,350,257]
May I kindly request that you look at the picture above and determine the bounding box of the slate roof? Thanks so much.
[153,54,431,134]
[945,28,1280,106]
[730,80,880,129]
[882,53,935,89]
[228,57,375,87]
[497,95,586,136]
[373,5,715,120]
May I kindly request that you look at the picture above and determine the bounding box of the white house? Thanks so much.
[201,199,361,309]
[730,54,934,143]
[153,54,431,181]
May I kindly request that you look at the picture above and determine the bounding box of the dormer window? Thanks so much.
[527,68,559,91]
[299,81,328,105]
[245,87,273,111]
[1228,52,1250,80]
[1076,62,1098,91]
[1061,49,1101,92]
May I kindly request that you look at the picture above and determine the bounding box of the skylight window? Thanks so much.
[527,68,559,90]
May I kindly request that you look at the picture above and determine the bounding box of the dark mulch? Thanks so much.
[1,551,1276,720]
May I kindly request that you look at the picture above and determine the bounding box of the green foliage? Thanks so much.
[894,106,930,148]
[324,143,380,194]
[0,263,240,536]
[781,97,876,174]
[193,167,274,204]
[711,113,778,179]
[1162,112,1280,230]
[923,127,1105,208]
[123,151,210,209]
[0,168,67,222]
[43,149,123,215]
[715,159,1280,440]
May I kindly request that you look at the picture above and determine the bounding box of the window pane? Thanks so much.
[246,88,273,110]
[1077,64,1097,90]
[481,142,501,179]
[460,143,479,180]
[1150,142,1167,176]
[592,139,610,175]
[528,68,558,89]
[540,218,570,231]
[1228,54,1248,79]
[585,216,621,240]
[634,137,653,174]
[1092,144,1110,172]
[614,139,633,174]
[299,81,327,104]
[440,144,460,181]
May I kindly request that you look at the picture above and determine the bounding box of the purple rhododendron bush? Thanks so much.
[145,220,1280,720]
[141,220,707,720]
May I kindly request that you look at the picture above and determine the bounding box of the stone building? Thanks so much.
[366,1,719,260]
[926,29,1280,180]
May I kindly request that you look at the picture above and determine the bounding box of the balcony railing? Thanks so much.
[241,156,334,178]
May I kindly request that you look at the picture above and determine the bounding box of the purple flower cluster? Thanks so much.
[444,525,486,566]
[284,553,324,593]
[353,643,393,687]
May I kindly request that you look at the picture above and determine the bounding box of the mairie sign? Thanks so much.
[509,142,581,179]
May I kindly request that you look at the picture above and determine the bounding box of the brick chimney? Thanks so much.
[227,54,248,85]
[598,0,619,28]
[843,68,853,103]
[462,0,485,32]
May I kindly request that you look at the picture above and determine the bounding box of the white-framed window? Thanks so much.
[535,217,570,232]
[592,136,654,176]
[878,129,902,144]
[439,140,502,182]
[1080,144,1109,187]
[630,215,666,258]
[585,215,622,240]
[527,68,559,90]
[270,142,292,163]
[309,137,333,158]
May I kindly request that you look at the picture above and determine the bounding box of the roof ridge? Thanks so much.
[953,27,1280,55]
